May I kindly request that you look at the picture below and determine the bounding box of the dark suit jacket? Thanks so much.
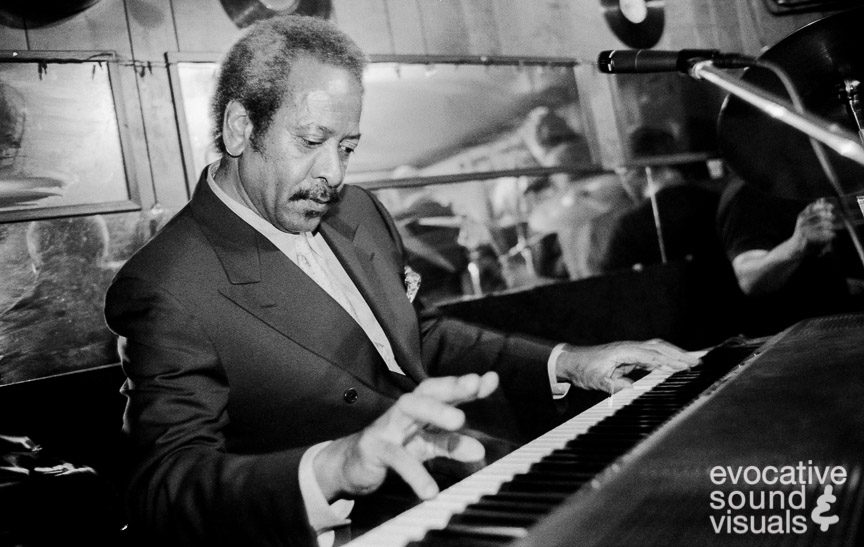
[104,170,559,546]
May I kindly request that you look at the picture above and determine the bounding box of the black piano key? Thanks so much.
[540,453,624,465]
[406,528,515,546]
[499,474,586,493]
[544,445,629,457]
[477,491,569,506]
[450,509,541,528]
[529,461,608,474]
[470,497,553,514]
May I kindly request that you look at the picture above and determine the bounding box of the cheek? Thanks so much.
[262,157,306,201]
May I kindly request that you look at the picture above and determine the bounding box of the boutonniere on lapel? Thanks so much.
[403,265,421,303]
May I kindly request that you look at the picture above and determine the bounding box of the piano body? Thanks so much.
[349,313,864,546]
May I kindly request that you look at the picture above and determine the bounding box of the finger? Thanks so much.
[393,392,466,432]
[414,372,499,405]
[413,431,486,462]
[477,371,500,398]
[644,340,701,367]
[622,349,690,372]
[380,443,439,500]
[812,198,832,212]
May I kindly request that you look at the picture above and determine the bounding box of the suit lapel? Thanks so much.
[320,215,425,385]
[189,174,409,399]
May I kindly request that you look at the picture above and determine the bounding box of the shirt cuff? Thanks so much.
[547,343,571,399]
[299,441,354,545]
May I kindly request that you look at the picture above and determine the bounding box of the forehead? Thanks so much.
[281,56,363,128]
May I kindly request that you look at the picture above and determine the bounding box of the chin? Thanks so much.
[276,205,326,233]
[300,215,325,233]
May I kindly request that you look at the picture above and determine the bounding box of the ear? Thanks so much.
[222,100,253,157]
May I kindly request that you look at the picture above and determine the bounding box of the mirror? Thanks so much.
[610,71,726,161]
[345,59,597,185]
[168,54,600,191]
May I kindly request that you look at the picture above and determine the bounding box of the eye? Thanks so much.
[339,142,357,157]
[300,137,323,148]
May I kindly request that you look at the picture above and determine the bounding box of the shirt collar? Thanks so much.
[206,162,313,254]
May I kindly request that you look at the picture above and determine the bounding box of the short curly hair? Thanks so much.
[211,15,367,155]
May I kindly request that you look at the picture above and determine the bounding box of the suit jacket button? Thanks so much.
[343,388,359,404]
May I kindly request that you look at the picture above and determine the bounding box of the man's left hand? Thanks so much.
[555,340,702,393]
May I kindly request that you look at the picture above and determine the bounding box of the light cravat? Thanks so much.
[295,232,404,376]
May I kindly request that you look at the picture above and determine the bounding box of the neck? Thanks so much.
[213,156,251,208]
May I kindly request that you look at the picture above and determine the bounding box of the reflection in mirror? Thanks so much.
[346,61,596,184]
[0,210,163,385]
[581,74,731,284]
[352,60,611,305]
[611,72,726,160]
[375,168,653,306]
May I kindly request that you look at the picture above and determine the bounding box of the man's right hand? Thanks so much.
[313,372,499,502]
[791,198,835,256]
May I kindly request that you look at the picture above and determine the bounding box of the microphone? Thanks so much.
[597,49,754,74]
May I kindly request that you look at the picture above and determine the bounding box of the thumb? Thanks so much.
[405,430,486,463]
[608,376,634,394]
[431,432,485,462]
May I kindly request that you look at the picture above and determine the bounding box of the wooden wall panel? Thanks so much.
[125,0,188,208]
[414,1,471,55]
[26,0,131,54]
[732,1,770,55]
[711,0,747,52]
[491,0,579,57]
[0,25,27,50]
[331,0,393,54]
[662,0,699,49]
[170,0,240,54]
[126,0,178,60]
[460,0,502,54]
[382,0,425,54]
[558,0,623,61]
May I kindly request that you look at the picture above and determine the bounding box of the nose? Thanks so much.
[313,142,345,189]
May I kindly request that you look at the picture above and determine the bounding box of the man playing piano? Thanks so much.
[104,14,699,547]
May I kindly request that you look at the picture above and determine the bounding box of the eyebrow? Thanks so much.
[300,124,361,142]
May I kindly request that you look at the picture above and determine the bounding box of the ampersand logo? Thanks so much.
[810,485,840,532]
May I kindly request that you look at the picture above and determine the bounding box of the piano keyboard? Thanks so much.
[347,343,749,547]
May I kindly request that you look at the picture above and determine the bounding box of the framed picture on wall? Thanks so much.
[0,51,143,222]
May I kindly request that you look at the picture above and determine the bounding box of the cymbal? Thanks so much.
[717,7,864,202]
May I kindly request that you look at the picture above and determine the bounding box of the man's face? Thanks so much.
[236,56,362,233]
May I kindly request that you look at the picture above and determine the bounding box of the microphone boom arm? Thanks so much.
[688,60,864,166]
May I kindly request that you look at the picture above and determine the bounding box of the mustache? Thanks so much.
[290,183,342,204]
